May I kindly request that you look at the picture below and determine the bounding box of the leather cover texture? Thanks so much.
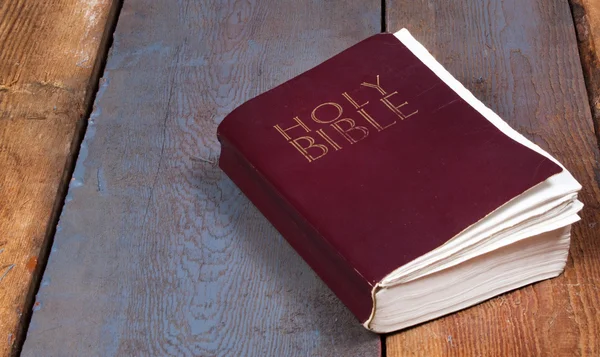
[217,33,561,323]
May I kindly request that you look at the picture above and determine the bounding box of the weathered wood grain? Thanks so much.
[21,1,381,356]
[386,0,600,356]
[571,0,600,140]
[0,1,118,355]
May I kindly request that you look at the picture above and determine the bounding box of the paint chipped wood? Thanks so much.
[0,1,119,355]
[386,0,600,356]
[21,1,381,356]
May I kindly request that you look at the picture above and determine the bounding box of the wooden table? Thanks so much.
[1,1,599,356]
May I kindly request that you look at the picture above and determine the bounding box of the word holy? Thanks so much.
[273,75,418,162]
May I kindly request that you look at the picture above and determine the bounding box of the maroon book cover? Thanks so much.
[216,33,561,323]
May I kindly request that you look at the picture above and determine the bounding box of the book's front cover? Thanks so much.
[218,33,561,287]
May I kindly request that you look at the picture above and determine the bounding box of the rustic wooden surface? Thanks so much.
[0,1,118,355]
[571,0,600,137]
[21,1,381,356]
[386,0,600,356]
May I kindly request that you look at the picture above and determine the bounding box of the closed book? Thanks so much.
[216,29,583,333]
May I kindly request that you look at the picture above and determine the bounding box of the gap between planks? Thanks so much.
[569,0,600,149]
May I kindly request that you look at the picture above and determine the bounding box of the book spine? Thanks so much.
[218,136,374,323]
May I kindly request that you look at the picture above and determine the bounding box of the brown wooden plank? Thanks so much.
[385,1,600,356]
[571,0,600,139]
[21,1,382,356]
[0,1,119,355]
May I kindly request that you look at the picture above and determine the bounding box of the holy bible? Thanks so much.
[216,29,583,333]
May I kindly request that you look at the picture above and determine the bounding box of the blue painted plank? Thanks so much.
[21,1,381,356]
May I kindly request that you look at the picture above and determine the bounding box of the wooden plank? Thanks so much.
[21,1,381,356]
[571,0,600,138]
[386,0,600,356]
[0,1,119,355]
